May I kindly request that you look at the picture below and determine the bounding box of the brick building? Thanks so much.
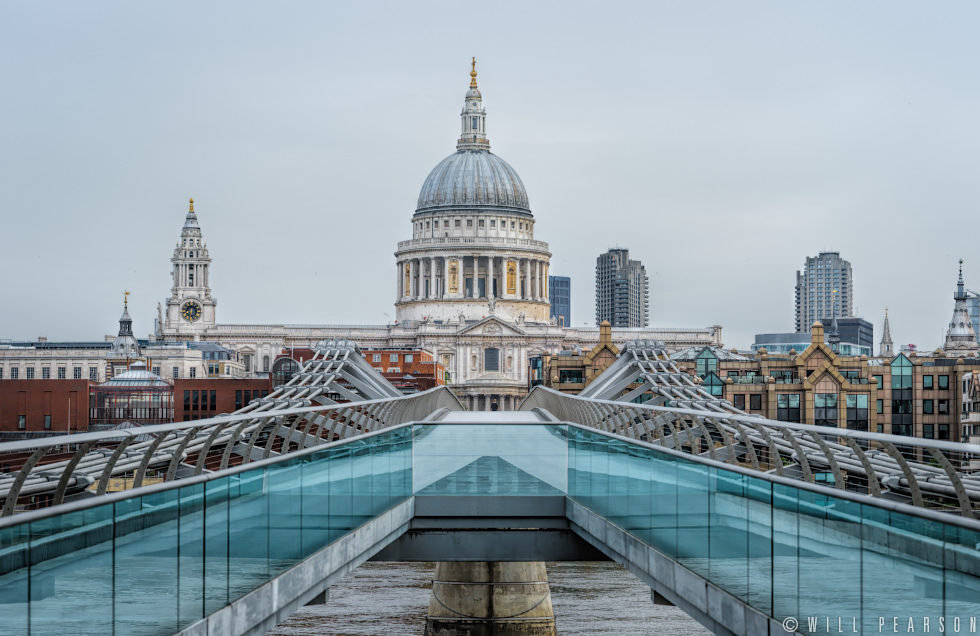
[0,379,94,436]
[173,378,272,421]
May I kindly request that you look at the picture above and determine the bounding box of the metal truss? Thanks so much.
[0,340,462,516]
[524,386,980,518]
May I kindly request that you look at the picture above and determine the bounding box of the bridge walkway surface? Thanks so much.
[1,411,979,636]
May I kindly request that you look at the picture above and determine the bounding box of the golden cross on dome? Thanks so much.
[189,197,195,212]
[124,290,130,306]
[470,57,478,88]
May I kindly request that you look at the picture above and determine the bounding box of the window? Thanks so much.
[390,353,399,362]
[172,367,179,380]
[938,399,949,414]
[44,415,51,430]
[10,368,17,380]
[923,424,934,439]
[153,366,161,376]
[939,375,949,390]
[184,391,191,411]
[876,399,883,414]
[478,219,485,227]
[73,367,81,379]
[749,394,762,410]
[210,390,216,411]
[41,367,50,379]
[490,220,496,227]
[484,348,500,372]
[405,354,413,363]
[263,355,270,372]
[190,367,197,379]
[703,372,724,397]
[18,415,26,430]
[890,356,912,389]
[0,368,3,379]
[846,394,868,430]
[938,424,950,440]
[455,219,461,227]
[471,116,478,129]
[559,369,584,384]
[57,367,66,379]
[467,219,473,227]
[373,354,381,363]
[733,394,745,410]
[815,393,838,426]
[193,391,199,411]
[26,368,35,380]
[387,367,400,373]
[89,367,97,381]
[695,348,717,378]
[923,375,933,390]
[511,221,515,229]
[244,355,252,373]
[777,394,801,422]
[923,399,934,414]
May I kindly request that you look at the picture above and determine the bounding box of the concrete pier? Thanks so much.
[424,561,557,636]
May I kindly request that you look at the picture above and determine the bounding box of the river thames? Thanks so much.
[269,562,712,635]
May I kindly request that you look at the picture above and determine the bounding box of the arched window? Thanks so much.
[263,355,270,372]
[272,358,300,387]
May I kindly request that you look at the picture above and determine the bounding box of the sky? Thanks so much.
[1,1,978,350]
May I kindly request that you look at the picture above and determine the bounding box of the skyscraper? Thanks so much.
[548,276,570,327]
[595,249,649,327]
[794,251,853,332]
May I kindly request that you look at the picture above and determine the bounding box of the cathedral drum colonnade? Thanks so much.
[394,58,552,328]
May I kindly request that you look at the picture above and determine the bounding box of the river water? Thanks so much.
[268,562,712,635]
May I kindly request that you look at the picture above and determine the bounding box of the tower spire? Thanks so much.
[457,58,490,151]
[880,307,894,357]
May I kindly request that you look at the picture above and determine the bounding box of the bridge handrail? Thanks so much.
[0,386,462,517]
[522,385,980,517]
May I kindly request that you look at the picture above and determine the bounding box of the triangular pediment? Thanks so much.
[457,316,528,337]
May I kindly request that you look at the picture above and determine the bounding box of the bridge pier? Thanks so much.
[424,561,557,636]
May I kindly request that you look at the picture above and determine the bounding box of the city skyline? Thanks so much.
[2,2,979,350]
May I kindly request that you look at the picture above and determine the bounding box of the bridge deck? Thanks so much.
[1,417,978,636]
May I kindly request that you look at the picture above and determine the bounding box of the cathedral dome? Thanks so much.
[416,150,530,215]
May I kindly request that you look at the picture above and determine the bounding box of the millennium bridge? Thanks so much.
[1,341,979,635]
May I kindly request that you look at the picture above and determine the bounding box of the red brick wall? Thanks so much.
[363,350,444,385]
[0,380,95,433]
[174,378,272,421]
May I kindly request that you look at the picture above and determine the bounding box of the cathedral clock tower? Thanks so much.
[163,198,216,335]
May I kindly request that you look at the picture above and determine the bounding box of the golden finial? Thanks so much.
[470,57,478,88]
[124,290,130,306]
[189,197,194,212]
[885,306,888,318]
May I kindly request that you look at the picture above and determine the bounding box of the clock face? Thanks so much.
[181,301,202,322]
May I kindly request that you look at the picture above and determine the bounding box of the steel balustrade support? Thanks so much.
[2,447,50,517]
[195,423,232,474]
[51,439,99,505]
[802,431,846,491]
[692,416,719,462]
[880,441,925,507]
[729,422,760,471]
[134,431,178,489]
[95,437,136,495]
[779,429,814,483]
[927,448,975,520]
[842,437,883,498]
[167,426,205,481]
[219,418,261,471]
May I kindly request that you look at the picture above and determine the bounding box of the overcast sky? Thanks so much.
[1,2,978,350]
